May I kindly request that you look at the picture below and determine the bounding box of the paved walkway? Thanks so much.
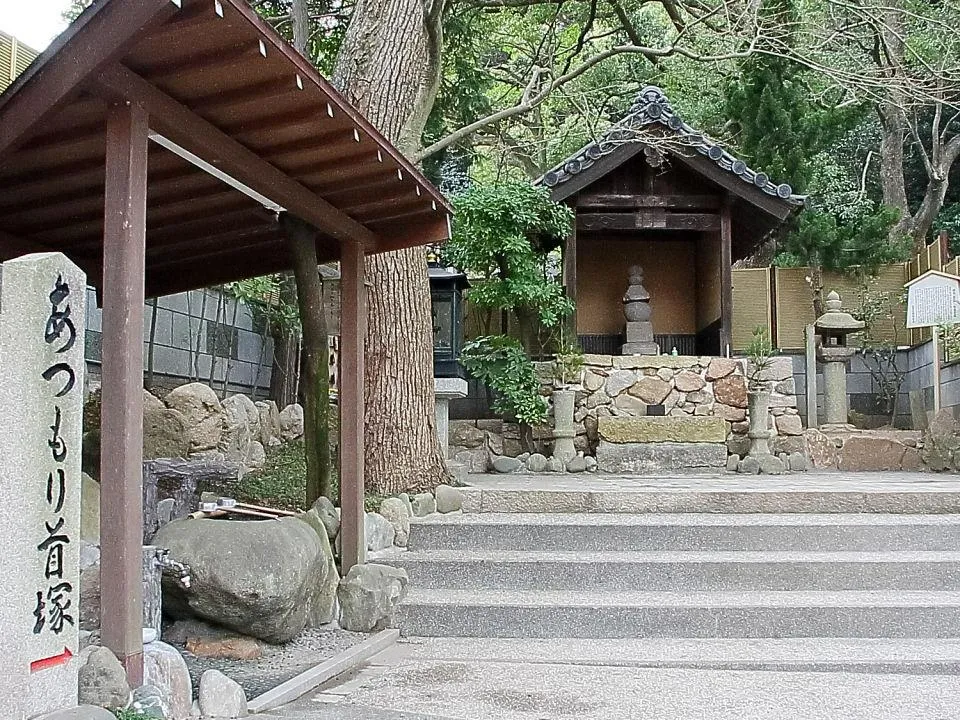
[268,638,960,719]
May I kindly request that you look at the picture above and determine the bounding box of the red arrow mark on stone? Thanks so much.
[30,647,73,673]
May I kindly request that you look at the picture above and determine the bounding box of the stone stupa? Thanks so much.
[622,264,659,355]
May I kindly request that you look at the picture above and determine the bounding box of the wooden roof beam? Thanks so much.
[0,0,176,157]
[92,63,377,248]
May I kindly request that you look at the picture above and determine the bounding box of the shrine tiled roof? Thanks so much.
[539,86,804,205]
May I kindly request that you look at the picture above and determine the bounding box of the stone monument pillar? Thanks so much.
[622,265,659,355]
[0,253,86,718]
[815,291,864,429]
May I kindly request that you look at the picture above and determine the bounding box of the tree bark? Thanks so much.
[282,214,332,505]
[331,0,449,494]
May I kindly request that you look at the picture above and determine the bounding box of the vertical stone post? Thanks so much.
[142,546,162,639]
[551,389,577,464]
[819,347,856,426]
[0,253,86,718]
[804,324,818,428]
[433,377,468,459]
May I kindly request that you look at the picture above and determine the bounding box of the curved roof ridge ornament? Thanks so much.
[537,85,804,206]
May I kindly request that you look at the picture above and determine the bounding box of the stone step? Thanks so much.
[458,473,960,514]
[405,636,960,674]
[397,589,960,639]
[407,513,960,552]
[379,549,960,592]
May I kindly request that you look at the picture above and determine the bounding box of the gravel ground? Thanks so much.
[173,626,368,701]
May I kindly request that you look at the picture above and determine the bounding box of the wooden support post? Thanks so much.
[339,241,366,574]
[563,218,578,345]
[100,101,148,686]
[720,198,733,357]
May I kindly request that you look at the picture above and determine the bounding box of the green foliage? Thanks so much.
[776,204,909,272]
[113,711,154,720]
[447,182,574,329]
[744,326,774,390]
[461,335,548,424]
[552,343,584,386]
[226,276,300,333]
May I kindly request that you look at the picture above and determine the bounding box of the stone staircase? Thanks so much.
[377,477,960,670]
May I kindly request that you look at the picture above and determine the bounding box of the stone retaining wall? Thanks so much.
[449,354,806,471]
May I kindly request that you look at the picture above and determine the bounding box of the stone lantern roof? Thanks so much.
[815,291,865,336]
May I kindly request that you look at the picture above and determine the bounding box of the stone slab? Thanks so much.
[599,416,727,444]
[0,253,86,718]
[622,341,661,356]
[625,322,654,343]
[433,377,468,399]
[597,441,727,473]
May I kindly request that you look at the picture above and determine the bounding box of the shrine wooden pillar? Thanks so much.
[100,101,148,685]
[720,197,733,356]
[339,241,366,574]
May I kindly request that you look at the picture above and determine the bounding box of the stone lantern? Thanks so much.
[815,290,864,427]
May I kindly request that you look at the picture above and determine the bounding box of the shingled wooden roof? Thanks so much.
[0,0,451,296]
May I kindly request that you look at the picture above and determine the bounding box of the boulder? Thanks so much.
[526,453,548,473]
[838,436,907,472]
[566,456,587,473]
[788,452,809,472]
[311,495,340,540]
[143,405,190,461]
[198,669,248,718]
[246,440,266,470]
[278,403,305,441]
[78,646,130,710]
[804,429,841,469]
[379,497,411,546]
[545,456,565,472]
[293,508,341,626]
[614,393,648,415]
[726,454,740,471]
[80,561,101,631]
[449,421,485,449]
[130,685,169,719]
[164,383,226,452]
[255,400,283,447]
[35,708,116,720]
[713,375,747,409]
[705,357,738,381]
[143,389,165,413]
[726,435,751,458]
[412,492,437,517]
[365,512,396,551]
[921,409,960,471]
[81,472,100,542]
[628,376,672,404]
[223,394,261,440]
[454,448,489,473]
[583,369,606,392]
[219,395,254,466]
[398,493,414,517]
[775,414,804,436]
[585,456,598,471]
[737,456,760,474]
[604,369,637,397]
[758,454,785,475]
[338,564,409,632]
[674,371,706,393]
[492,455,521,473]
[153,516,333,643]
[435,484,463,513]
[715,403,747,422]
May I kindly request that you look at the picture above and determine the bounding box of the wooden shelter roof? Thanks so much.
[0,0,452,297]
[537,86,804,223]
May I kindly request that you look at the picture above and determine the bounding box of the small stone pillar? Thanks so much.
[434,377,468,484]
[622,265,659,355]
[142,546,162,639]
[815,291,864,429]
[551,389,577,464]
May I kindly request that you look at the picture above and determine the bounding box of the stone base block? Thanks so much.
[597,441,726,473]
[599,416,727,444]
[625,322,654,343]
[622,342,660,355]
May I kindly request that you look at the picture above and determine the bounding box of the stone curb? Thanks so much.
[246,628,399,714]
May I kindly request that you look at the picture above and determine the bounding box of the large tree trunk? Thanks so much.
[331,0,449,494]
[877,103,915,245]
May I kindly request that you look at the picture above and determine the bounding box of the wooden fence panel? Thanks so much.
[731,268,771,351]
[773,267,817,350]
